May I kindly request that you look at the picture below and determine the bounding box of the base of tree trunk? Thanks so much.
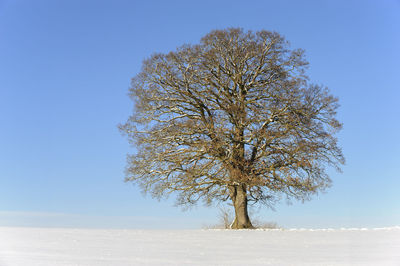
[230,217,254,229]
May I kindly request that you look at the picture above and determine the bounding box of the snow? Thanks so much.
[0,227,399,265]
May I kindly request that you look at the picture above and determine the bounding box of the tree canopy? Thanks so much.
[120,28,344,228]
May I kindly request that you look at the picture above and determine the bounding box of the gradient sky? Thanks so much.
[1,0,399,229]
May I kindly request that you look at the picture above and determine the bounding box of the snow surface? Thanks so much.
[0,226,399,265]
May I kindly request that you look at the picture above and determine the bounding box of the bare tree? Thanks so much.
[120,28,344,229]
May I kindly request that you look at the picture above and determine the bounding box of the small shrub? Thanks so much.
[252,220,280,229]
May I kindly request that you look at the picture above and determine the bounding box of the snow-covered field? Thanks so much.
[0,226,399,265]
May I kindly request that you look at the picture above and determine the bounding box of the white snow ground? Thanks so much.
[0,227,399,266]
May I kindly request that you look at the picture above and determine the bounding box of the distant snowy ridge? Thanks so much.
[207,226,400,231]
[286,226,400,231]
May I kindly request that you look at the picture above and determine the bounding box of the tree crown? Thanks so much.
[120,28,344,208]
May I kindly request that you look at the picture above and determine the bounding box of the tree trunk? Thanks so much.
[230,184,254,229]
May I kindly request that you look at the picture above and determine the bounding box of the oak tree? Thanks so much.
[120,28,344,229]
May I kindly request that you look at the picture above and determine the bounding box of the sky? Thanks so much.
[0,0,399,229]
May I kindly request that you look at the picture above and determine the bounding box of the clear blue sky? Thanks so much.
[1,0,399,229]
